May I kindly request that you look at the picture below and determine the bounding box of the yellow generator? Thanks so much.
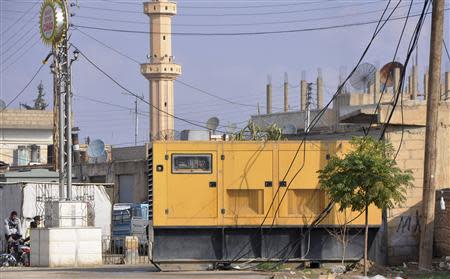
[148,140,382,262]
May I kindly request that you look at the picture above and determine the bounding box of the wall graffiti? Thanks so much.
[396,209,421,233]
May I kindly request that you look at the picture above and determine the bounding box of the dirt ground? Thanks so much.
[1,262,450,279]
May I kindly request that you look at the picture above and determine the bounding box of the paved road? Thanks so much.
[0,265,272,279]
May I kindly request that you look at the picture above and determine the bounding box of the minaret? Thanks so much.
[141,0,181,141]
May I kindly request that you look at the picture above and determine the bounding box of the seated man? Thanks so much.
[4,211,22,251]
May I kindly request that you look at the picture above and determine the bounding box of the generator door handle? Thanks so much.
[209,181,217,188]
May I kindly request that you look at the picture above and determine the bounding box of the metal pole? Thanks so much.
[266,76,272,114]
[57,57,65,200]
[304,83,312,133]
[284,72,288,112]
[135,97,138,146]
[66,57,72,200]
[419,0,445,270]
[63,0,72,200]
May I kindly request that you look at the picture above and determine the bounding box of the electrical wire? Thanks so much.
[78,1,380,17]
[0,0,39,36]
[444,39,450,62]
[0,62,45,112]
[230,0,401,264]
[71,9,447,37]
[364,0,416,137]
[264,0,432,266]
[72,45,229,133]
[73,27,283,111]
[95,0,324,9]
[73,27,141,64]
[72,3,423,28]
[0,34,40,74]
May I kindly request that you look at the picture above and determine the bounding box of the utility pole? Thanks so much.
[419,0,445,270]
[42,0,76,200]
[304,83,313,133]
[134,97,139,146]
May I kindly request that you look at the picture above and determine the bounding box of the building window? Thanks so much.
[172,154,212,174]
[13,146,29,166]
[163,35,166,40]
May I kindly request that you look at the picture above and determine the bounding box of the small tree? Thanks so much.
[33,81,48,110]
[318,137,413,276]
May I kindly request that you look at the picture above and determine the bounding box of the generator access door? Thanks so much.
[166,151,218,225]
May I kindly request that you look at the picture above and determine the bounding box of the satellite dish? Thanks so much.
[349,62,377,91]
[282,124,297,135]
[380,61,404,87]
[96,150,108,163]
[0,99,6,110]
[206,117,220,132]
[87,139,105,158]
[226,123,237,134]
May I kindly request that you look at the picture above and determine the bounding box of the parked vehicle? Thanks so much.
[111,203,149,252]
[0,239,31,266]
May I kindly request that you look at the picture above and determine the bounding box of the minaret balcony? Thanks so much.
[144,2,177,16]
[141,63,181,79]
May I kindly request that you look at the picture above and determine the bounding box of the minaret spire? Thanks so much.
[141,0,181,141]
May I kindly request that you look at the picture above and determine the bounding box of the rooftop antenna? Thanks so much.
[226,122,237,134]
[349,62,377,92]
[206,117,220,135]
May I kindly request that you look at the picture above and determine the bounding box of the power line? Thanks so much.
[0,11,39,48]
[230,0,402,263]
[78,1,380,17]
[0,0,39,35]
[73,27,280,111]
[1,23,37,57]
[72,3,423,28]
[444,39,450,62]
[73,27,141,64]
[1,34,41,73]
[94,0,324,9]
[71,9,447,37]
[73,93,149,116]
[0,62,45,112]
[72,45,227,133]
[0,37,41,73]
[176,80,258,109]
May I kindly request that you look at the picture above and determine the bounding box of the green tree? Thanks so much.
[318,137,413,276]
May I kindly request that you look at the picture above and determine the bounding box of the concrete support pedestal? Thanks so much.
[31,201,102,267]
[30,227,102,267]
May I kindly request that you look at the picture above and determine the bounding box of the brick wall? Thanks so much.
[434,189,450,257]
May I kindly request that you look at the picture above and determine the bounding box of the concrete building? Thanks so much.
[252,68,450,264]
[0,109,53,166]
[73,145,148,204]
[141,0,181,141]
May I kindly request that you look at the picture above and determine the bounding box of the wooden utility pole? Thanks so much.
[419,0,445,270]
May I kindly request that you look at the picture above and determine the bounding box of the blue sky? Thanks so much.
[1,0,448,146]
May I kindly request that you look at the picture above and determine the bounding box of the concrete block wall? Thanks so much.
[385,127,425,265]
[0,109,53,129]
[384,101,450,265]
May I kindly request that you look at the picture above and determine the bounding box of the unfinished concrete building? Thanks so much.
[251,66,450,264]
